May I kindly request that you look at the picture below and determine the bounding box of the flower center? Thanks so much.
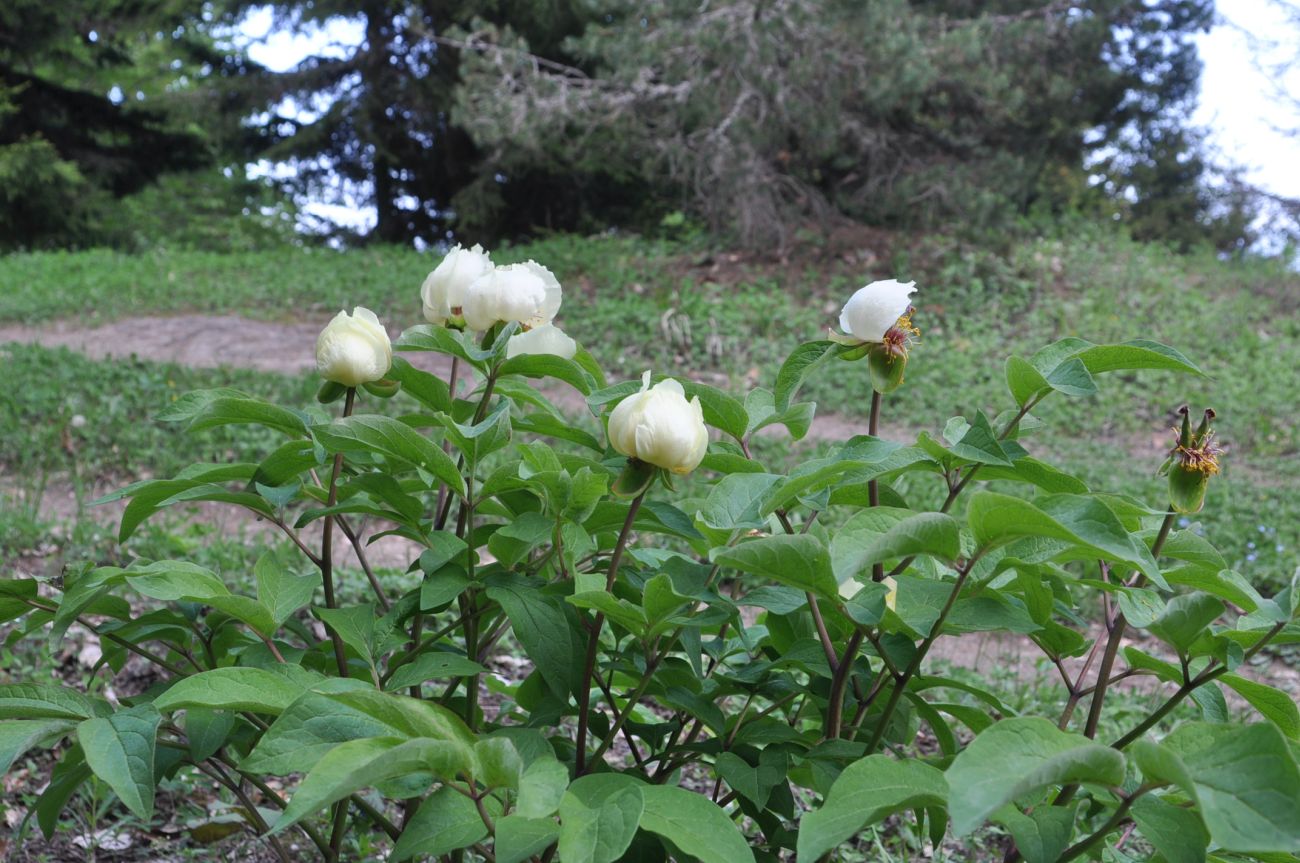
[882,308,920,359]
[1172,429,1222,475]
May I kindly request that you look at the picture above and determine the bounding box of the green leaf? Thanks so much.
[714,749,787,809]
[1005,356,1050,406]
[154,668,311,715]
[0,719,75,775]
[77,704,162,821]
[966,492,1162,586]
[861,512,962,565]
[184,396,309,438]
[487,575,578,700]
[1074,340,1205,377]
[1140,723,1300,853]
[272,737,471,833]
[495,815,561,863]
[317,604,378,668]
[1132,795,1209,863]
[391,785,492,861]
[1147,593,1225,656]
[991,805,1078,863]
[243,689,474,774]
[396,324,493,363]
[387,358,452,413]
[35,744,91,839]
[679,380,748,441]
[0,685,108,720]
[945,717,1126,836]
[126,561,278,637]
[255,554,317,626]
[798,755,948,860]
[385,653,487,692]
[947,412,1013,466]
[558,775,644,863]
[517,758,569,818]
[314,415,464,497]
[1219,675,1300,739]
[638,784,756,863]
[712,534,838,600]
[499,352,596,395]
[774,340,836,410]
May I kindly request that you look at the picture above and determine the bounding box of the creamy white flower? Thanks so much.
[607,371,709,475]
[422,243,493,325]
[315,307,392,387]
[839,279,917,342]
[461,261,562,332]
[505,323,578,360]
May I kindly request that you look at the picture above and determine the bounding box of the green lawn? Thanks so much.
[2,223,1297,590]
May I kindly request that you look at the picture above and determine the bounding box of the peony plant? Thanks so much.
[2,258,1298,863]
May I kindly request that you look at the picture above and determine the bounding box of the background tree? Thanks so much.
[0,0,229,249]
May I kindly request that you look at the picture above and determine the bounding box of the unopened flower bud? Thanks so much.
[607,371,709,475]
[315,307,391,387]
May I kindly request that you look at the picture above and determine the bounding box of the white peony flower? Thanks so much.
[461,261,562,333]
[315,307,392,387]
[838,279,917,343]
[505,323,578,360]
[421,243,493,326]
[607,371,709,475]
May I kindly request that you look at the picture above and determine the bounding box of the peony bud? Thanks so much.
[1161,406,1222,514]
[607,371,709,475]
[461,261,562,333]
[421,243,493,327]
[505,323,578,360]
[315,307,392,387]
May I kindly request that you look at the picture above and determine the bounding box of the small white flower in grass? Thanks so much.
[315,307,391,387]
[608,371,709,475]
[505,324,577,360]
[839,279,917,343]
[421,243,493,326]
[462,261,562,333]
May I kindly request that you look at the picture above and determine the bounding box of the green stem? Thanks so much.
[865,554,979,753]
[1081,511,1176,739]
[576,489,646,774]
[320,387,356,680]
[1056,790,1147,863]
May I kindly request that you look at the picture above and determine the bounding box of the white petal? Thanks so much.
[839,279,916,342]
[505,324,578,360]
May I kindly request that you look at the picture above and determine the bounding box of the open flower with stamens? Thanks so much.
[1161,405,1223,513]
[831,279,920,392]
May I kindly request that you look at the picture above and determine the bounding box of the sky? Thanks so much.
[237,2,1300,234]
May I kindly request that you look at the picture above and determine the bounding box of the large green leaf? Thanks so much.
[0,685,109,720]
[1132,795,1209,863]
[638,784,756,863]
[1147,593,1226,655]
[272,737,471,832]
[183,396,310,438]
[966,492,1161,586]
[558,774,644,863]
[1134,723,1300,853]
[0,719,75,775]
[486,575,578,700]
[255,554,317,626]
[860,512,962,566]
[711,534,838,600]
[1218,675,1300,739]
[774,340,836,411]
[390,785,496,861]
[314,414,464,496]
[945,717,1126,836]
[154,667,312,715]
[798,755,948,860]
[77,704,162,820]
[991,805,1077,863]
[495,814,561,863]
[242,689,474,774]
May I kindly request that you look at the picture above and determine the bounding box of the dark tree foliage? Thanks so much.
[0,0,224,248]
[224,0,596,245]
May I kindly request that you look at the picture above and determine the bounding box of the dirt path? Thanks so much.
[0,313,875,441]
